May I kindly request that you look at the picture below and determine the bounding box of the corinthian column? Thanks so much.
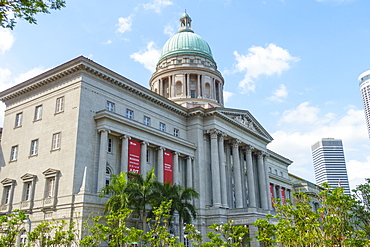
[258,151,268,210]
[264,154,273,210]
[210,129,221,207]
[98,128,110,192]
[218,133,228,208]
[245,145,256,208]
[233,139,243,208]
[157,147,164,183]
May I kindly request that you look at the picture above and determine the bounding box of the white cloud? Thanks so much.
[223,91,234,103]
[164,24,175,37]
[269,103,369,190]
[0,66,49,126]
[142,0,173,13]
[0,29,15,54]
[116,16,132,34]
[233,43,299,92]
[14,67,49,84]
[130,41,161,72]
[280,101,320,124]
[103,40,112,45]
[268,84,288,102]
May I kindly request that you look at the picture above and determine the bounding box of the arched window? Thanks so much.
[175,81,183,96]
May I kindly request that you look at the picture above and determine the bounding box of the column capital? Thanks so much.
[245,144,255,154]
[186,156,194,160]
[141,141,149,146]
[219,132,227,142]
[98,128,111,133]
[157,146,165,151]
[232,139,242,147]
[205,128,220,139]
[173,151,180,156]
[120,134,131,140]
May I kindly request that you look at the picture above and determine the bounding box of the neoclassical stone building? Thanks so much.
[0,12,292,246]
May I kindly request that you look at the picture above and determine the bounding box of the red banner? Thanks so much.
[163,151,173,184]
[281,187,286,204]
[128,140,140,174]
[270,184,274,206]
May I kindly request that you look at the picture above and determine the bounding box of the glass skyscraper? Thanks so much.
[311,138,350,195]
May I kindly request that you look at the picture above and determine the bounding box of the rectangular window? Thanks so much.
[190,90,196,98]
[52,133,61,150]
[3,186,10,204]
[23,182,31,201]
[10,146,18,161]
[159,123,166,132]
[34,105,42,121]
[144,116,150,126]
[15,113,22,127]
[106,101,115,112]
[55,97,64,113]
[46,177,55,198]
[126,109,133,119]
[174,128,179,137]
[108,138,113,153]
[30,139,38,156]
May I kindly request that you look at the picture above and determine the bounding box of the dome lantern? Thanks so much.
[179,10,193,33]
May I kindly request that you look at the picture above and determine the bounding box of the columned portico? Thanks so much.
[258,152,268,210]
[218,133,228,208]
[245,145,256,208]
[232,139,243,208]
[210,129,221,207]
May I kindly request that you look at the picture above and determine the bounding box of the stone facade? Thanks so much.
[0,13,295,246]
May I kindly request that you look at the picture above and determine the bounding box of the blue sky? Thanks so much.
[1,0,369,190]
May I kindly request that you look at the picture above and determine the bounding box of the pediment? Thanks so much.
[1,178,15,185]
[219,109,273,141]
[21,173,37,182]
[42,168,60,177]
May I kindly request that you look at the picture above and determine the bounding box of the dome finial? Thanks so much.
[179,11,193,33]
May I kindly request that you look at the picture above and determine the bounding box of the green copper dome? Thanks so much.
[158,12,214,63]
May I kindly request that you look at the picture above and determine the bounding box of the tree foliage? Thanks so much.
[351,178,370,238]
[255,184,370,247]
[0,209,27,246]
[0,0,66,29]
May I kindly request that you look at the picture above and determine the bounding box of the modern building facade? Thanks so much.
[311,138,350,195]
[0,13,293,246]
[358,70,370,138]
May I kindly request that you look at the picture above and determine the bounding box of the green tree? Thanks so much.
[0,0,66,29]
[27,219,78,247]
[80,208,142,247]
[126,168,159,233]
[255,185,370,246]
[202,221,250,247]
[0,210,27,246]
[351,178,370,238]
[99,172,131,213]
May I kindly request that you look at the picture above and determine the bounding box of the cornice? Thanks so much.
[0,56,189,117]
